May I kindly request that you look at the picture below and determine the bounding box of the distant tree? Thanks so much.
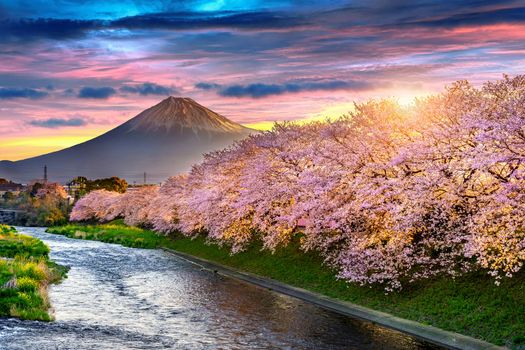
[29,182,44,197]
[16,182,69,226]
[2,192,15,201]
[68,176,128,199]
[70,185,158,226]
[68,176,89,199]
[87,177,128,193]
[70,176,89,185]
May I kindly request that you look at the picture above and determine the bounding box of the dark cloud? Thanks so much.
[0,87,48,99]
[63,88,76,97]
[205,80,374,98]
[111,11,309,31]
[105,3,525,35]
[29,117,87,128]
[195,82,221,90]
[0,10,308,43]
[403,6,525,28]
[0,72,118,92]
[1,3,523,46]
[319,1,523,29]
[78,86,116,99]
[0,18,100,42]
[120,82,175,96]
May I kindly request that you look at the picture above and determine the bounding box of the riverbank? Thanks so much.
[0,225,67,321]
[47,222,524,348]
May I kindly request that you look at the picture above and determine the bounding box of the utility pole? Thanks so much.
[43,165,48,183]
[144,172,147,185]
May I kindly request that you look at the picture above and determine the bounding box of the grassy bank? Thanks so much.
[0,225,67,321]
[47,221,524,348]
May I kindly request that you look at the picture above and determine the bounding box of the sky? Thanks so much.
[1,0,525,160]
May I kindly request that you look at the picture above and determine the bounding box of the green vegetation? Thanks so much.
[47,221,524,348]
[0,225,67,321]
[1,182,70,226]
[48,221,162,248]
[67,176,128,199]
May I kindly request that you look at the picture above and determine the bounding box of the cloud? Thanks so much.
[120,82,175,96]
[0,1,321,20]
[0,87,48,99]
[195,82,221,90]
[29,117,87,128]
[78,86,116,99]
[197,80,374,98]
[0,18,100,42]
[0,2,524,47]
[402,6,525,28]
[111,10,309,31]
[0,9,308,43]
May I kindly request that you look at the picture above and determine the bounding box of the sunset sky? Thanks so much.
[1,0,525,160]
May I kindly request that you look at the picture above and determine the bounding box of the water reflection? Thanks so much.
[0,227,444,350]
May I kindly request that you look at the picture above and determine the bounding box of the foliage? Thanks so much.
[2,191,16,202]
[48,221,525,348]
[48,221,162,248]
[0,225,49,258]
[10,182,70,226]
[1,182,70,226]
[70,75,525,291]
[67,176,128,199]
[0,225,66,321]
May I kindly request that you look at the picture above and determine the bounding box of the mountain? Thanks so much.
[0,97,255,184]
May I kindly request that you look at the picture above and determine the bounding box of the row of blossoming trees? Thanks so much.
[71,76,525,291]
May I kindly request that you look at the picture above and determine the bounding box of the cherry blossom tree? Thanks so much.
[70,189,123,222]
[118,185,159,227]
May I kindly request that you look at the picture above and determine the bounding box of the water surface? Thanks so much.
[0,227,444,350]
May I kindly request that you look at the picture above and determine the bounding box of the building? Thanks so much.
[0,181,25,197]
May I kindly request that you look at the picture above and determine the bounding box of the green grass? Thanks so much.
[0,224,67,321]
[47,221,524,348]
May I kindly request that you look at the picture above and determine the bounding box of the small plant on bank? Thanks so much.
[0,225,67,321]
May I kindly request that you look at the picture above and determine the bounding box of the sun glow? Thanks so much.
[395,91,431,107]
[0,130,106,161]
[397,95,416,107]
[242,121,276,130]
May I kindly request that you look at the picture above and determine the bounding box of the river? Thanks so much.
[0,227,444,349]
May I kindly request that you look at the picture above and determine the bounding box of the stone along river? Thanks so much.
[0,227,444,350]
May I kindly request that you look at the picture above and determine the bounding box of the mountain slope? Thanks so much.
[0,97,254,183]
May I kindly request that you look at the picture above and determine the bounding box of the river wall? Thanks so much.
[0,210,22,225]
